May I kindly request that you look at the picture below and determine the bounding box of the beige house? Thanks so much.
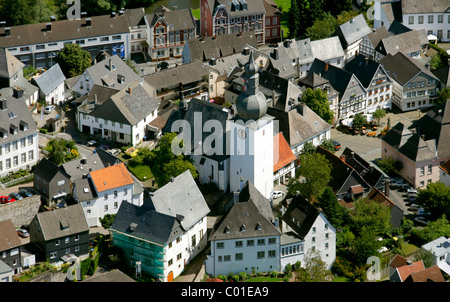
[381,101,450,188]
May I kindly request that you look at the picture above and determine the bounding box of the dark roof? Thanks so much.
[110,201,183,245]
[281,195,320,239]
[0,219,21,251]
[73,177,97,202]
[388,20,411,35]
[308,58,355,95]
[209,181,280,241]
[376,29,428,56]
[34,158,70,183]
[344,54,382,88]
[35,204,89,241]
[367,187,404,228]
[333,14,371,49]
[0,13,130,48]
[206,0,266,17]
[379,52,437,86]
[146,6,195,31]
[186,32,257,62]
[0,48,24,78]
[365,26,390,48]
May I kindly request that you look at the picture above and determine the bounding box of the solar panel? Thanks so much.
[442,241,450,249]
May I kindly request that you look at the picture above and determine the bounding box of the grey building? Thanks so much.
[33,158,71,206]
[29,204,89,263]
[0,219,22,274]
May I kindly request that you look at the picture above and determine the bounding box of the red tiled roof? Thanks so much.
[390,254,408,268]
[273,132,296,172]
[440,159,450,174]
[350,184,363,194]
[407,265,445,282]
[397,260,425,281]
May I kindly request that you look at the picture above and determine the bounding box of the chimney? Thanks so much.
[406,260,412,266]
[0,21,6,28]
[239,177,244,191]
[111,11,116,18]
[50,15,56,22]
[86,18,92,27]
[233,191,240,203]
[243,47,250,55]
[284,39,291,48]
[4,27,10,36]
[108,58,112,70]
[298,102,305,116]
[324,63,329,72]
[0,99,7,110]
[46,23,52,31]
[170,176,174,182]
[384,179,390,197]
[13,87,23,98]
[365,57,369,66]
[210,58,216,65]
[119,10,124,15]
[273,48,279,60]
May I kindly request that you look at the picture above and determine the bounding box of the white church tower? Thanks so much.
[228,51,274,200]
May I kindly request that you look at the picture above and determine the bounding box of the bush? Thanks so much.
[238,272,247,281]
[39,128,48,134]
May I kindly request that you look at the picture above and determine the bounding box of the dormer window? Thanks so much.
[224,226,230,233]
[255,222,261,230]
[19,121,28,131]
[240,225,246,232]
[10,125,18,135]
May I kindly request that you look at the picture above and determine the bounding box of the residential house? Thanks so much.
[390,258,426,282]
[0,97,39,178]
[125,7,148,55]
[200,0,267,44]
[381,101,450,188]
[373,0,402,30]
[359,26,391,61]
[404,265,446,282]
[0,48,39,106]
[273,132,296,186]
[29,204,90,263]
[261,39,300,81]
[262,0,282,44]
[280,194,336,271]
[310,36,345,68]
[182,31,257,64]
[73,162,141,227]
[0,12,131,69]
[366,187,404,229]
[205,180,281,277]
[110,170,210,282]
[144,5,196,61]
[333,14,372,63]
[31,63,66,105]
[76,79,159,146]
[422,236,450,276]
[72,55,141,97]
[0,260,14,282]
[306,58,366,124]
[379,52,440,112]
[374,29,429,60]
[266,103,331,157]
[33,158,71,206]
[296,38,315,79]
[439,159,450,186]
[144,61,210,104]
[344,54,393,114]
[0,219,22,274]
[400,0,450,42]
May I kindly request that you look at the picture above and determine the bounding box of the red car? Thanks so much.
[0,196,15,204]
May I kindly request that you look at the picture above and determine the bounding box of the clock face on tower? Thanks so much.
[238,129,246,139]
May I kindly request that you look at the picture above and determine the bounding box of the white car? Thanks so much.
[273,191,284,199]
[44,105,55,114]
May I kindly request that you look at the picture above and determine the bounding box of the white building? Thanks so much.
[76,79,159,146]
[110,170,210,282]
[31,63,66,105]
[333,14,371,63]
[422,236,450,276]
[73,162,142,227]
[0,98,39,178]
[205,181,281,277]
[280,194,336,271]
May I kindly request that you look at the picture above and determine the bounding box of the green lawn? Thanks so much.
[128,164,153,181]
[192,8,200,20]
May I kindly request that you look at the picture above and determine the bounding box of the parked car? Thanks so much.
[0,196,15,204]
[418,208,431,216]
[390,178,406,189]
[331,140,341,151]
[9,192,23,200]
[44,105,55,114]
[17,228,29,238]
[273,191,285,199]
[407,188,418,196]
[18,190,33,198]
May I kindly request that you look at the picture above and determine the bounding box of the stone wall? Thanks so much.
[0,195,41,228]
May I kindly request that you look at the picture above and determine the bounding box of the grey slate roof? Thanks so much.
[35,204,89,241]
[209,181,280,241]
[401,0,450,14]
[60,151,108,182]
[307,58,354,95]
[344,54,382,88]
[185,32,257,62]
[206,0,266,17]
[146,170,210,231]
[365,26,390,48]
[82,55,141,91]
[34,158,70,183]
[379,52,438,86]
[73,177,98,202]
[267,103,331,149]
[147,6,195,31]
[333,14,371,49]
[310,36,345,62]
[0,48,24,79]
[281,195,320,240]
[32,63,66,96]
[0,95,38,145]
[296,38,314,65]
[377,29,428,56]
[89,79,159,126]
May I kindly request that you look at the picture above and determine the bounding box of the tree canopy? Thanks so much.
[416,182,450,220]
[55,44,92,78]
[301,88,334,124]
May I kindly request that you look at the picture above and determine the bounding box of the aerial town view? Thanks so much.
[0,0,449,294]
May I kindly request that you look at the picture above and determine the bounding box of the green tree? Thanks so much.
[372,109,386,125]
[319,139,336,154]
[323,0,353,16]
[305,12,337,41]
[47,137,69,165]
[351,197,392,236]
[436,87,450,105]
[295,251,332,282]
[288,0,324,39]
[352,113,367,131]
[288,152,331,201]
[317,187,347,229]
[410,215,450,245]
[335,10,361,25]
[375,156,403,177]
[416,182,450,219]
[350,226,383,265]
[55,44,92,78]
[429,54,444,70]
[0,0,54,26]
[300,141,316,155]
[301,88,334,124]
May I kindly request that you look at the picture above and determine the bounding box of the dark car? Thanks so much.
[9,192,23,200]
[331,140,341,151]
[18,190,33,198]
[0,196,15,204]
